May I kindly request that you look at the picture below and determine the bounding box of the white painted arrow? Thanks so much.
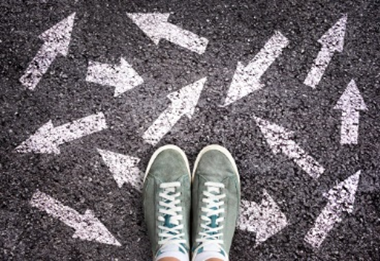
[254,116,325,179]
[30,190,121,246]
[223,31,289,106]
[305,171,360,249]
[127,13,208,54]
[304,15,347,88]
[20,13,76,90]
[143,78,207,146]
[334,80,367,145]
[86,58,143,97]
[238,190,287,246]
[15,112,107,154]
[97,149,142,190]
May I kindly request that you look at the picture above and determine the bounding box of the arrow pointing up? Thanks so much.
[30,190,121,246]
[334,79,367,145]
[97,149,142,190]
[20,13,76,90]
[304,15,347,88]
[86,58,143,97]
[305,171,361,249]
[15,112,107,154]
[127,12,209,54]
[238,190,288,245]
[254,116,325,179]
[223,31,289,106]
[143,78,207,146]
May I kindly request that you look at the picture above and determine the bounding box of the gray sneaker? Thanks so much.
[191,145,240,261]
[143,145,191,261]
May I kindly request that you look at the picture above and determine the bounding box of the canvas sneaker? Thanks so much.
[191,145,240,261]
[143,145,191,261]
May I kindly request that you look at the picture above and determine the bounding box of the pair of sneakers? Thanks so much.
[143,144,241,261]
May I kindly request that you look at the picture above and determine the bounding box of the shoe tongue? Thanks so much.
[202,243,221,252]
[194,243,226,261]
[160,244,179,252]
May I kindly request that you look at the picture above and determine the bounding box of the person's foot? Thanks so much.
[143,145,191,261]
[191,145,240,261]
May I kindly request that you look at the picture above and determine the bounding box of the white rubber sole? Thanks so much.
[191,144,240,184]
[143,144,191,183]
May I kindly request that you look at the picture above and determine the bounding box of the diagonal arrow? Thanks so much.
[305,171,361,249]
[20,13,76,90]
[142,78,207,146]
[254,116,325,179]
[15,112,107,154]
[334,79,367,145]
[30,190,121,246]
[127,12,209,54]
[238,190,288,246]
[304,15,347,88]
[97,149,142,190]
[223,31,289,106]
[86,58,143,97]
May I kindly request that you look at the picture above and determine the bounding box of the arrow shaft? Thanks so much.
[160,22,208,54]
[304,202,342,249]
[30,191,83,230]
[20,45,59,90]
[304,46,335,88]
[143,104,183,146]
[86,62,119,86]
[340,109,360,144]
[53,112,107,145]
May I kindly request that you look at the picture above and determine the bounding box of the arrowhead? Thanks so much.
[97,149,142,190]
[223,62,264,106]
[14,120,60,154]
[72,210,121,246]
[239,190,287,245]
[253,116,293,154]
[39,13,76,56]
[318,14,347,52]
[334,79,367,110]
[167,77,207,119]
[127,12,170,45]
[113,58,144,97]
[324,171,360,213]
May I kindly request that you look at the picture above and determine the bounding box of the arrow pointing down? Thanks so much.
[30,190,121,246]
[20,13,76,90]
[334,79,367,145]
[127,12,209,54]
[142,78,207,146]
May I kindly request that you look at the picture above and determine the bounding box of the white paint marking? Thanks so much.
[97,149,142,190]
[305,171,360,249]
[304,15,347,88]
[86,58,143,97]
[20,13,76,90]
[143,78,207,146]
[30,190,121,246]
[238,189,287,245]
[254,116,325,179]
[223,31,289,106]
[15,112,107,154]
[127,13,209,54]
[333,80,367,145]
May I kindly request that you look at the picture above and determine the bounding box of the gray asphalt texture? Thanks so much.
[1,0,380,260]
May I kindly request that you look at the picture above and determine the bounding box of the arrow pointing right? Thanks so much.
[30,190,121,246]
[334,79,367,145]
[304,15,347,88]
[305,171,361,249]
[238,190,288,246]
[142,78,207,146]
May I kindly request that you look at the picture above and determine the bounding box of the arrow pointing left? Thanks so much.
[30,190,121,246]
[20,13,76,90]
[143,77,207,146]
[15,112,107,154]
[305,171,361,249]
[238,189,288,246]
